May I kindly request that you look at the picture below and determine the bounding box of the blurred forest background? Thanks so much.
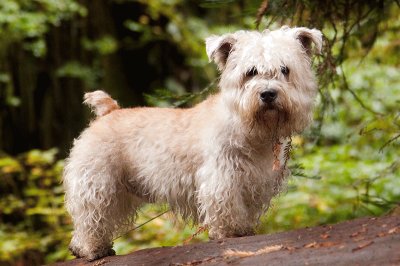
[0,0,399,265]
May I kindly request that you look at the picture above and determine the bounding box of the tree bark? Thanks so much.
[51,214,400,266]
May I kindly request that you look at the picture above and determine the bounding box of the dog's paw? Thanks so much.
[232,229,256,237]
[86,248,116,262]
[209,228,255,240]
[69,244,83,258]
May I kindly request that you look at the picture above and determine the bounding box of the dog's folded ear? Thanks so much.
[205,34,236,70]
[287,27,323,56]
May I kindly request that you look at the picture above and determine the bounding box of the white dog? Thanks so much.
[63,26,322,261]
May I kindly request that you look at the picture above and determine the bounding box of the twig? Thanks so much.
[183,225,208,245]
[255,0,269,29]
[173,79,218,107]
[114,209,170,240]
[341,69,383,116]
[352,240,374,252]
[224,245,283,258]
[379,133,400,152]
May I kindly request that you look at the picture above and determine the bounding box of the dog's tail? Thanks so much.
[83,90,120,117]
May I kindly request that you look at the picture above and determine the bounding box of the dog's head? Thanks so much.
[206,26,322,137]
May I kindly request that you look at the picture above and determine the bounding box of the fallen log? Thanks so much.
[52,214,400,266]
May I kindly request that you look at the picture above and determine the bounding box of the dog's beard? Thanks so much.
[248,106,292,141]
[235,93,306,140]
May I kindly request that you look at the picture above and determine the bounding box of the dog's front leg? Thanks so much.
[197,174,257,240]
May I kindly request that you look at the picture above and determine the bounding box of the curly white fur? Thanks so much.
[63,26,322,261]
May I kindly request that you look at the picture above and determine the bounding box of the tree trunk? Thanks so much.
[51,214,400,266]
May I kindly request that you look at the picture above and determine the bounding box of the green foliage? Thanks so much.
[0,0,86,57]
[0,0,86,112]
[114,205,208,254]
[0,149,71,265]
[82,36,118,55]
[56,61,99,88]
[261,143,399,233]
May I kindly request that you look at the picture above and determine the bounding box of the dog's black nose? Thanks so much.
[260,89,277,103]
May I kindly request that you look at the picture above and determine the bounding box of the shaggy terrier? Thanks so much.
[64,26,322,261]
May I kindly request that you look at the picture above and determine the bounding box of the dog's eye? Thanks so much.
[280,66,289,76]
[245,67,258,77]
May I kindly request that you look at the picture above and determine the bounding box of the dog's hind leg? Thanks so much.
[63,142,140,261]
